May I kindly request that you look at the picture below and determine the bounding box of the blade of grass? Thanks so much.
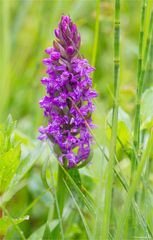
[93,152,106,239]
[107,121,153,237]
[0,0,10,121]
[102,0,120,238]
[143,0,153,57]
[133,0,146,155]
[20,189,51,217]
[47,139,96,215]
[49,164,65,240]
[70,97,152,235]
[91,0,100,69]
[138,0,147,82]
[134,6,153,158]
[64,179,92,240]
[60,164,96,215]
[115,129,153,239]
[2,206,26,240]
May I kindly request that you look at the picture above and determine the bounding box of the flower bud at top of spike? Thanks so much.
[54,15,81,58]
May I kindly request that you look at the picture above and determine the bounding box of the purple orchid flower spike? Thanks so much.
[39,15,97,169]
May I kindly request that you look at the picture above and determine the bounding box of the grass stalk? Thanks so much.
[130,1,147,235]
[91,0,100,69]
[64,179,92,240]
[115,129,153,239]
[52,164,65,240]
[72,95,152,235]
[134,3,153,158]
[143,0,153,56]
[102,0,120,238]
[138,0,147,80]
[0,0,10,121]
[0,207,3,240]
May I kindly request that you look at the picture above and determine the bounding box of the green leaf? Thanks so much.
[41,158,50,189]
[2,143,43,203]
[0,131,5,155]
[0,215,29,236]
[5,114,16,138]
[61,166,95,215]
[28,220,59,240]
[115,130,153,239]
[141,87,153,129]
[4,115,16,152]
[64,179,92,240]
[0,115,16,156]
[68,168,82,188]
[53,144,62,157]
[0,145,21,194]
[43,223,51,239]
[107,107,132,152]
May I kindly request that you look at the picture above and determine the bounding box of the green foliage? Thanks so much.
[0,0,153,239]
[0,145,20,194]
[0,215,29,236]
[107,107,132,155]
[141,87,153,129]
[0,116,20,194]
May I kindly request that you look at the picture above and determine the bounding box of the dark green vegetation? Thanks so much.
[0,0,153,239]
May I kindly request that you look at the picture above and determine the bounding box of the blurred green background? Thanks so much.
[0,0,142,138]
[1,0,148,238]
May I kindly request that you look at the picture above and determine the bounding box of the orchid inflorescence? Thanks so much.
[39,15,97,168]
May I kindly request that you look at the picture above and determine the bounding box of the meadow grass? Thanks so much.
[0,0,153,239]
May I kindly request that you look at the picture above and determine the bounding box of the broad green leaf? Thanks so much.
[0,145,21,194]
[141,87,153,129]
[0,215,29,236]
[9,143,43,187]
[3,143,43,203]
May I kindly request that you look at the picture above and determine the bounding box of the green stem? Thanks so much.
[0,0,10,121]
[134,6,153,159]
[115,129,153,239]
[138,0,146,80]
[0,207,3,240]
[130,1,147,235]
[52,164,66,240]
[91,0,100,69]
[72,96,152,236]
[102,0,120,239]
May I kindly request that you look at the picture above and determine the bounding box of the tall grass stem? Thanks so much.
[91,0,100,69]
[115,129,153,239]
[134,4,153,158]
[102,0,120,238]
